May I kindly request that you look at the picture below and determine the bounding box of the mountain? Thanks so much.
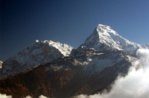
[0,40,73,79]
[0,24,140,98]
[80,24,141,55]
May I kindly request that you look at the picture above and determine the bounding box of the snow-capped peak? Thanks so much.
[17,40,72,65]
[35,40,73,56]
[14,40,73,66]
[1,40,73,79]
[81,24,141,54]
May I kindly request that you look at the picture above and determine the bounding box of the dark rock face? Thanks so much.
[0,49,132,98]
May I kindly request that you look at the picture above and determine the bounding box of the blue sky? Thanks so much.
[1,0,149,60]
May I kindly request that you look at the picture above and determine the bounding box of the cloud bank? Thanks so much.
[0,95,48,98]
[0,94,11,98]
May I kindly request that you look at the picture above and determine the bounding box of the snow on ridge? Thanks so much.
[39,40,73,56]
[1,40,73,79]
[82,24,141,54]
[14,40,72,65]
[97,24,139,50]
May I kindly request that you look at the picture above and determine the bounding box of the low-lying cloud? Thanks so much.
[0,94,48,98]
[0,94,12,98]
[74,48,149,98]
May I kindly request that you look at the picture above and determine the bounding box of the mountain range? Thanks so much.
[0,24,143,98]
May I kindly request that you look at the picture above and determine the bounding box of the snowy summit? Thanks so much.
[81,24,141,54]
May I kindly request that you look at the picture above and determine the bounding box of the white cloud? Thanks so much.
[39,95,48,98]
[0,94,12,98]
[0,94,48,98]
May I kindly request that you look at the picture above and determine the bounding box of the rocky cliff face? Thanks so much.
[0,24,140,98]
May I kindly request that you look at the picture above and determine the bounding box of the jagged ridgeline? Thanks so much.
[0,24,143,98]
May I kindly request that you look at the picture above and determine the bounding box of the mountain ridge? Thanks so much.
[0,24,144,98]
[0,40,73,79]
